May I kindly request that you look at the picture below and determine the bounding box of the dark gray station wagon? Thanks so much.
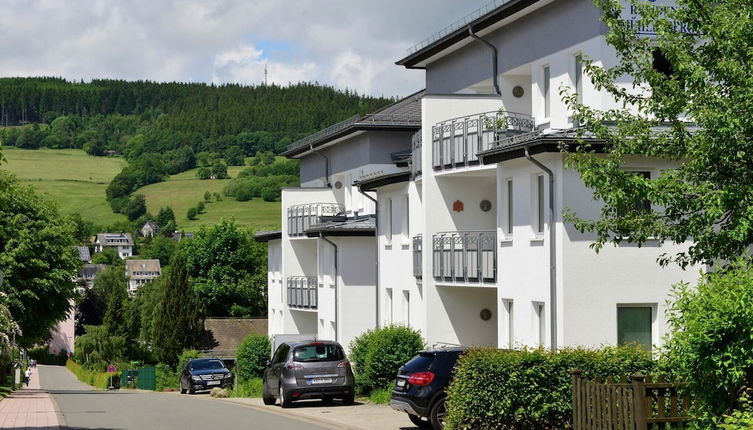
[262,340,355,408]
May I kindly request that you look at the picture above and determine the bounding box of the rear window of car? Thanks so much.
[402,352,436,372]
[292,344,344,362]
[191,360,225,370]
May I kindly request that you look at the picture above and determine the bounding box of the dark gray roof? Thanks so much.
[357,170,412,191]
[305,216,376,237]
[170,232,195,241]
[76,246,91,262]
[77,264,106,279]
[283,90,424,158]
[254,230,282,242]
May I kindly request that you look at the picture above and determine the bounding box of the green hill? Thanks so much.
[1,148,281,231]
[2,147,128,225]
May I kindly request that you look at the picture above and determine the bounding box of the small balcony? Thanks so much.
[412,235,422,279]
[287,203,345,237]
[432,111,535,171]
[287,276,318,309]
[432,231,497,284]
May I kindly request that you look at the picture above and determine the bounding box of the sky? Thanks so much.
[0,0,491,98]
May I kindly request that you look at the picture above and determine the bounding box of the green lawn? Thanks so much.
[2,148,128,225]
[136,167,281,232]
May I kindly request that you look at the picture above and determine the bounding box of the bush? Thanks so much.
[28,347,67,366]
[196,201,205,213]
[155,363,179,392]
[186,207,198,220]
[177,350,201,373]
[349,325,424,395]
[73,325,126,370]
[444,346,654,430]
[720,391,753,430]
[229,378,263,398]
[66,360,117,389]
[236,335,270,381]
[662,260,753,425]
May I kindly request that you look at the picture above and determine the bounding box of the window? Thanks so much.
[402,291,410,325]
[543,66,551,118]
[617,171,651,217]
[506,179,513,236]
[385,199,393,244]
[385,288,393,324]
[536,174,545,235]
[402,195,410,241]
[617,306,653,350]
[503,299,514,349]
[534,302,545,347]
[574,54,583,105]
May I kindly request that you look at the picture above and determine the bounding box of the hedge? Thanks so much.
[155,363,179,391]
[349,325,424,395]
[66,360,117,390]
[236,335,270,381]
[445,346,655,430]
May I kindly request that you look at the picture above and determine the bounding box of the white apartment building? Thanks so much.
[255,93,422,351]
[125,259,161,294]
[261,0,695,352]
[94,233,134,259]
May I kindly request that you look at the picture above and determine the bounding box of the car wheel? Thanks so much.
[409,414,431,428]
[188,386,195,395]
[179,383,186,395]
[262,382,275,405]
[342,393,355,405]
[429,397,447,430]
[279,385,292,408]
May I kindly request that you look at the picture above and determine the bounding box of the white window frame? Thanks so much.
[534,302,545,347]
[384,198,393,246]
[401,194,410,245]
[402,290,410,326]
[503,178,513,239]
[534,174,545,237]
[385,288,393,325]
[574,53,583,105]
[543,65,551,119]
[503,299,514,349]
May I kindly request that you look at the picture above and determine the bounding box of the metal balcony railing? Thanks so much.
[432,231,497,284]
[432,111,535,171]
[287,203,345,237]
[413,235,422,279]
[411,130,422,179]
[287,276,318,309]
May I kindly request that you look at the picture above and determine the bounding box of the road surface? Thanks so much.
[39,365,333,430]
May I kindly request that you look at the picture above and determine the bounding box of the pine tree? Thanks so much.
[152,251,203,366]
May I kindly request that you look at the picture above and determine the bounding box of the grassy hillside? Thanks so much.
[1,148,283,231]
[136,167,281,232]
[2,148,128,225]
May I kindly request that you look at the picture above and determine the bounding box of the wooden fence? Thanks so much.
[571,369,693,429]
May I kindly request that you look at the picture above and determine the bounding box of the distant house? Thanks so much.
[125,259,162,294]
[75,263,106,291]
[199,318,268,359]
[170,232,194,242]
[76,246,91,263]
[141,220,160,237]
[94,233,134,259]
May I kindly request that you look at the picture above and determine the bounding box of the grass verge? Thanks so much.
[228,378,263,398]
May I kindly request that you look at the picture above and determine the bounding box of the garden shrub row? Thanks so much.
[444,346,654,430]
[348,325,424,395]
[66,360,117,390]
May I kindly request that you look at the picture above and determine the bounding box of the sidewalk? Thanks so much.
[0,367,62,429]
[220,397,417,430]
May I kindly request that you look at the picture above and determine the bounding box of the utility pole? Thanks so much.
[264,64,268,86]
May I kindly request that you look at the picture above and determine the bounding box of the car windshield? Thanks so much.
[292,344,343,362]
[191,360,224,370]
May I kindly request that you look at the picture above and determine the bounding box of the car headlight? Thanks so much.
[191,376,202,382]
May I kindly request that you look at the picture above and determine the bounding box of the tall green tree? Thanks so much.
[152,251,203,366]
[0,171,79,346]
[565,0,753,267]
[182,220,267,317]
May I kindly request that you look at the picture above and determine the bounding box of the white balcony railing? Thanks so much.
[432,111,534,171]
[287,203,345,237]
[432,231,497,284]
[287,276,318,309]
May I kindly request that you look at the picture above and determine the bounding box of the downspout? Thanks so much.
[468,24,501,97]
[310,144,331,188]
[320,234,339,342]
[524,146,558,351]
[358,185,379,328]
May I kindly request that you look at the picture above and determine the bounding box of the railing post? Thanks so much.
[632,373,648,430]
[571,369,583,430]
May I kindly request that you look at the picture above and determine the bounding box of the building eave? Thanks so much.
[357,171,411,191]
[254,230,282,243]
[282,124,420,159]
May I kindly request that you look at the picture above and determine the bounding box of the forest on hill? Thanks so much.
[0,77,392,220]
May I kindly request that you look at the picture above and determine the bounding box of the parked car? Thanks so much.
[390,347,467,430]
[262,340,355,408]
[179,357,234,394]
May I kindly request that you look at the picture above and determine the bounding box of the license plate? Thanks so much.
[308,378,333,385]
[207,380,221,386]
[396,379,406,388]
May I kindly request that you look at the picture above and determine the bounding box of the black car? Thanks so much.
[262,340,355,408]
[179,358,234,394]
[390,347,466,430]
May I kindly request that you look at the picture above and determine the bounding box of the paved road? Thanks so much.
[39,365,333,430]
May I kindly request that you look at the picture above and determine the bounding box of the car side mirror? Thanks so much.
[266,359,272,367]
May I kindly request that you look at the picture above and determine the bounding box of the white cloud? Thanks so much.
[0,0,489,96]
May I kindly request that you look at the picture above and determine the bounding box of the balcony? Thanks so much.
[432,231,497,284]
[287,203,345,237]
[413,235,422,279]
[287,276,318,309]
[432,111,534,171]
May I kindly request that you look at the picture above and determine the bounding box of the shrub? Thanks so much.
[720,391,753,430]
[229,378,263,398]
[196,201,205,213]
[28,347,67,366]
[177,350,201,373]
[662,260,753,425]
[66,360,117,389]
[349,325,424,395]
[155,363,179,391]
[186,207,198,220]
[204,191,211,202]
[444,346,654,430]
[196,167,211,180]
[261,186,278,202]
[236,335,270,381]
[73,325,126,370]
